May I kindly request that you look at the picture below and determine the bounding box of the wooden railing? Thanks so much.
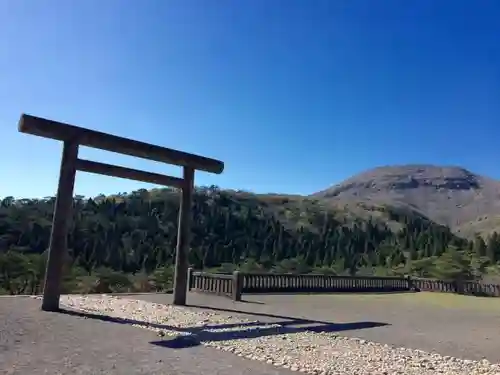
[242,273,410,293]
[187,269,500,301]
[411,277,500,297]
[188,269,242,301]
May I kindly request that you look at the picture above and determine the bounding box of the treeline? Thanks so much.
[1,187,500,295]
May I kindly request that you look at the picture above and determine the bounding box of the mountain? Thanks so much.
[313,165,500,237]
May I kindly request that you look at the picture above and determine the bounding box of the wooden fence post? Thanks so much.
[232,271,243,302]
[187,267,194,292]
[406,275,414,291]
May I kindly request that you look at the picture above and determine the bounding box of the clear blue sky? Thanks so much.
[0,0,498,199]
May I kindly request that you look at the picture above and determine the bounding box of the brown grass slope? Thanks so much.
[313,165,500,237]
[223,190,430,234]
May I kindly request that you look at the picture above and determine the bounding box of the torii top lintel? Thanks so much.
[18,114,224,174]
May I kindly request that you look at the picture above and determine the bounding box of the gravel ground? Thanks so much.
[0,296,295,375]
[3,292,500,375]
[136,292,500,363]
[54,294,500,375]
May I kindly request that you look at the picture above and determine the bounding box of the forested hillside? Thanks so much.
[1,186,500,295]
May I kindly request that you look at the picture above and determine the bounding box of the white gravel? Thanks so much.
[57,295,500,375]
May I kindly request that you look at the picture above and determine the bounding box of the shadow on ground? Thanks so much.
[240,299,266,304]
[58,303,389,349]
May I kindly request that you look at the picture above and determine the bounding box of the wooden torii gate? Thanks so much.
[18,114,224,312]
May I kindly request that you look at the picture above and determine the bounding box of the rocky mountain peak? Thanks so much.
[313,164,500,236]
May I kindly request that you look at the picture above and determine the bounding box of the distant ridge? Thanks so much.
[313,164,500,237]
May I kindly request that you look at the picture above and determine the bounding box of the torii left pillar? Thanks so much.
[42,141,79,311]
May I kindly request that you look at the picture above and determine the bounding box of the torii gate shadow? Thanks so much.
[58,304,389,349]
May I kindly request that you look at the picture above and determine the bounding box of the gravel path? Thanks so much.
[0,296,295,375]
[52,294,500,375]
[136,292,500,363]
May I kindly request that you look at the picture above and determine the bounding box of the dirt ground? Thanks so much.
[1,291,500,375]
[0,296,294,375]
